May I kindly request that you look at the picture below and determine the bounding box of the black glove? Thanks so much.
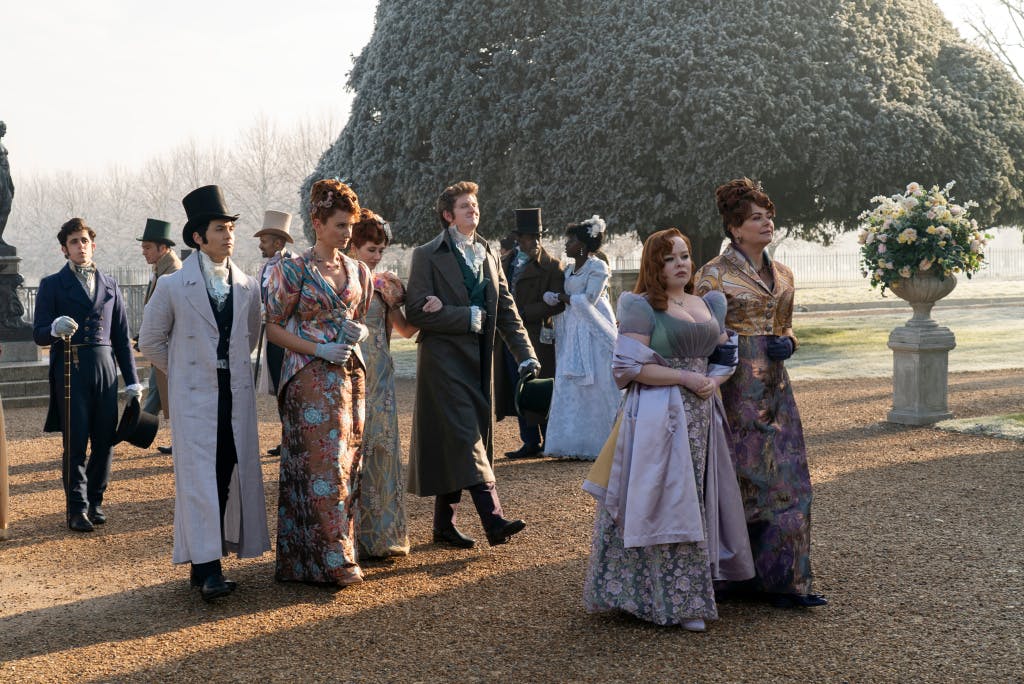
[766,336,794,361]
[708,343,738,367]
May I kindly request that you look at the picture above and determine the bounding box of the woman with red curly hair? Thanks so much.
[265,179,373,587]
[694,178,826,609]
[583,229,753,631]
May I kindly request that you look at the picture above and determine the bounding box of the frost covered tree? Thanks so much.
[311,0,1024,262]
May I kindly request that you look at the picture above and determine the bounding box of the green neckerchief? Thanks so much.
[447,232,488,308]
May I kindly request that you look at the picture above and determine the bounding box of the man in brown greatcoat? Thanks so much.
[137,219,181,455]
[405,181,539,550]
[493,208,564,458]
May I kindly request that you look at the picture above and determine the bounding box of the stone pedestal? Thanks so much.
[0,254,39,362]
[886,271,957,425]
[887,324,956,425]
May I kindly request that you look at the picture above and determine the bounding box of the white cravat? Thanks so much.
[199,251,231,308]
[448,226,486,274]
[72,262,97,298]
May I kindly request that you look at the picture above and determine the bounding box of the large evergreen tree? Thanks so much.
[306,0,1024,261]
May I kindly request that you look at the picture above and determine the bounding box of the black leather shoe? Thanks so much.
[157,446,172,455]
[191,568,237,592]
[268,444,281,456]
[88,506,106,525]
[486,518,526,546]
[505,444,542,460]
[200,574,235,602]
[68,513,94,532]
[770,593,828,608]
[432,526,476,549]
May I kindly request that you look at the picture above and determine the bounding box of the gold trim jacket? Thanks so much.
[694,245,798,347]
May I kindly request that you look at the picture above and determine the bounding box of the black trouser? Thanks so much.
[192,368,238,583]
[266,341,285,395]
[434,482,504,534]
[56,346,118,516]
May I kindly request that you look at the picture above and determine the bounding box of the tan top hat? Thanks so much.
[252,210,294,243]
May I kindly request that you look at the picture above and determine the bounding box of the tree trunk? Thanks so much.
[692,233,725,270]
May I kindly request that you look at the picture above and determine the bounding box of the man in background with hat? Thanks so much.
[139,185,270,602]
[495,207,564,459]
[33,218,143,532]
[253,210,294,456]
[136,218,181,454]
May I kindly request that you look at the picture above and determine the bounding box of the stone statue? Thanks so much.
[0,121,13,253]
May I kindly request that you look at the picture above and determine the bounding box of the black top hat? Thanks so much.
[182,185,239,249]
[514,208,543,236]
[113,396,159,449]
[514,372,554,423]
[136,218,176,246]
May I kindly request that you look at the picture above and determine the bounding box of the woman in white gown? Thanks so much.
[542,216,621,460]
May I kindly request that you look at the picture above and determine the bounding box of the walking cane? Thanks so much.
[61,333,72,525]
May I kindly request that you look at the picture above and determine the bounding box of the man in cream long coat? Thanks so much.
[139,185,270,602]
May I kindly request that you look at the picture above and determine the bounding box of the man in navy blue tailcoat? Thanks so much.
[33,218,142,532]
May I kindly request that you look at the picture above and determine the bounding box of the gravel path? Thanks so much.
[1,370,1021,683]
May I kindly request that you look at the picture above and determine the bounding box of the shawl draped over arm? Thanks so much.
[582,334,704,548]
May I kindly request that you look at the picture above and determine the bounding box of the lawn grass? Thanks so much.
[386,302,1024,381]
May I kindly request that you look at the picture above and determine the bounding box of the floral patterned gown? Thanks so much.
[695,246,815,596]
[265,250,372,585]
[583,293,723,625]
[356,274,410,558]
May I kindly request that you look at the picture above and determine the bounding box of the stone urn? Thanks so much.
[886,269,957,425]
[889,268,957,328]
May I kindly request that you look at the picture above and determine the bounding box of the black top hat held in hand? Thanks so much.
[113,396,160,449]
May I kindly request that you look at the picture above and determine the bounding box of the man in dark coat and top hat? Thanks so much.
[139,185,270,602]
[494,207,565,459]
[33,218,142,532]
[405,181,539,549]
[253,209,294,456]
[136,219,181,453]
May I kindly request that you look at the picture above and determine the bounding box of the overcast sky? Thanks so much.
[0,1,1009,177]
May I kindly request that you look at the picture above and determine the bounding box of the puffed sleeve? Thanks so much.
[615,292,655,337]
[579,259,610,304]
[702,290,728,334]
[694,263,721,297]
[264,257,302,326]
[356,261,374,319]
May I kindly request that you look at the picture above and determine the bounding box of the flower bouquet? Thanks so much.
[858,182,990,295]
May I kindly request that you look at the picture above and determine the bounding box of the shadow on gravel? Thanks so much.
[0,496,177,550]
[9,463,175,497]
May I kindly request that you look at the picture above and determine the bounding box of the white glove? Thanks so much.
[518,358,541,379]
[542,291,560,307]
[422,295,442,313]
[125,383,144,400]
[51,315,79,338]
[315,342,353,365]
[340,319,369,344]
[469,306,484,333]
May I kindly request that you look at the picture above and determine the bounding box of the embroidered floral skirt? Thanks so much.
[275,358,364,584]
[721,335,814,595]
[357,329,409,558]
[583,357,717,625]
